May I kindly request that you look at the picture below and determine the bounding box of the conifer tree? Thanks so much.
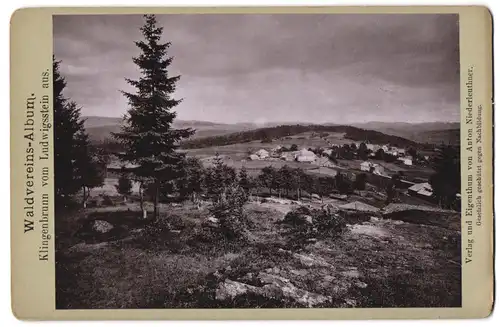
[238,166,251,200]
[113,15,194,220]
[116,169,133,202]
[205,153,236,202]
[429,145,460,208]
[178,157,205,202]
[53,57,102,208]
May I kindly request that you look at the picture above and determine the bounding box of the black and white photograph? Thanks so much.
[53,13,462,309]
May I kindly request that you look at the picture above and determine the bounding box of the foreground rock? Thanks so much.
[215,272,332,307]
[278,249,333,268]
[67,242,109,254]
[92,220,114,233]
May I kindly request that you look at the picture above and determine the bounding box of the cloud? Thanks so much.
[53,13,459,123]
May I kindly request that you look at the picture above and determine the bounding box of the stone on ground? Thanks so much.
[91,220,114,233]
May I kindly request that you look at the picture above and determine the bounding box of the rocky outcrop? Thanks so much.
[215,272,332,308]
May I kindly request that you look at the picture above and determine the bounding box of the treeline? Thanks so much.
[119,154,363,206]
[181,124,419,149]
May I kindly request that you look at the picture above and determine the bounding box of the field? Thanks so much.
[56,196,461,309]
[59,119,462,309]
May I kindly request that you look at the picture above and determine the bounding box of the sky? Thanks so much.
[53,14,460,124]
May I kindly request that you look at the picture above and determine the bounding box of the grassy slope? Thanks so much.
[56,200,461,309]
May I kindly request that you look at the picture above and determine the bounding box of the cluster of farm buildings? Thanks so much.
[244,141,444,202]
[103,139,448,204]
[247,142,417,170]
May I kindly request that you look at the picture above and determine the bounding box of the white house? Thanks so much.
[397,156,412,166]
[361,161,384,175]
[248,154,260,161]
[381,145,390,152]
[408,182,433,198]
[255,149,270,159]
[366,144,379,151]
[360,161,372,172]
[295,148,317,163]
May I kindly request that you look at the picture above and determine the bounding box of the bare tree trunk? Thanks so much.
[153,179,159,221]
[139,182,144,212]
[82,186,87,208]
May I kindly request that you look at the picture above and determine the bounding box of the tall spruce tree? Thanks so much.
[53,57,102,208]
[429,145,460,208]
[113,15,194,220]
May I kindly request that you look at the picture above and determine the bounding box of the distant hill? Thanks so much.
[181,124,420,149]
[83,116,123,129]
[83,116,457,147]
[82,116,258,143]
[351,121,460,145]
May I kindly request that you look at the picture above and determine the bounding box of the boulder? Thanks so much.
[67,242,108,254]
[215,273,332,308]
[293,252,332,268]
[215,279,258,301]
[354,281,368,289]
[282,207,314,226]
[91,220,114,234]
[202,216,219,228]
[256,272,332,307]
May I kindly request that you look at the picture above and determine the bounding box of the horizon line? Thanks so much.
[82,115,461,125]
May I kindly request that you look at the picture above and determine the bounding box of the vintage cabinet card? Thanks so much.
[10,6,494,320]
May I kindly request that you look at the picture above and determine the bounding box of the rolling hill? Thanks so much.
[83,116,458,148]
[180,124,420,149]
[83,116,259,143]
[351,121,460,145]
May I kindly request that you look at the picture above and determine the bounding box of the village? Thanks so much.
[100,130,445,207]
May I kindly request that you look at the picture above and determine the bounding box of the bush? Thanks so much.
[143,217,172,243]
[313,210,346,236]
[282,206,313,227]
[209,183,248,240]
[283,206,347,249]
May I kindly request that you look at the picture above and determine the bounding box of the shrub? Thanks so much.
[282,206,313,227]
[116,173,133,198]
[209,183,248,240]
[283,206,347,249]
[313,210,347,236]
[143,217,172,243]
